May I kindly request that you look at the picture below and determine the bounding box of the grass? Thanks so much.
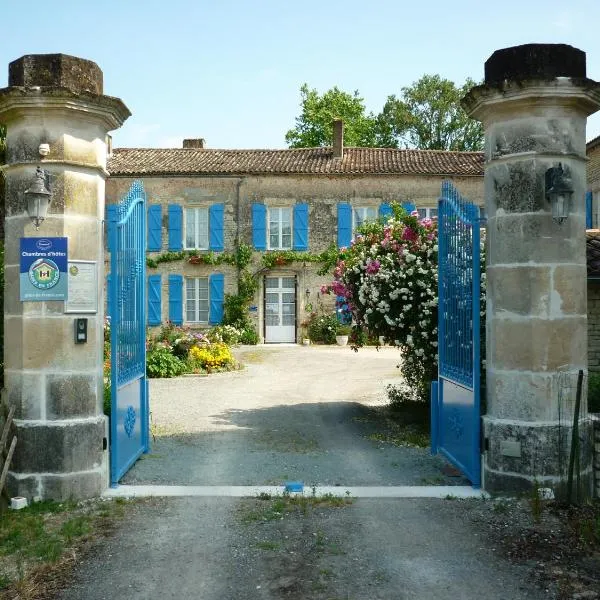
[240,492,352,525]
[0,497,138,599]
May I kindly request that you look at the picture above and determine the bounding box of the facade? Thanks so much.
[105,132,484,343]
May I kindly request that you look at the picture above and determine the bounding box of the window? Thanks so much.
[186,277,209,323]
[353,207,377,232]
[268,207,292,250]
[185,207,209,249]
[417,207,438,220]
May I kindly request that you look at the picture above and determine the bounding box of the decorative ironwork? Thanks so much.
[124,405,136,438]
[109,180,149,486]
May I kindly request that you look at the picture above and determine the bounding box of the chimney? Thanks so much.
[183,138,205,149]
[333,119,344,159]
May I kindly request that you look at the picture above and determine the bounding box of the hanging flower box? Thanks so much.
[188,256,203,265]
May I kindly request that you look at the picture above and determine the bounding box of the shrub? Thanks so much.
[189,342,235,371]
[146,345,186,378]
[239,327,260,345]
[206,325,241,345]
[589,372,600,413]
[306,312,338,344]
[103,382,111,416]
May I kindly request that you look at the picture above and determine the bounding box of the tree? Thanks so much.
[285,84,387,148]
[380,75,483,151]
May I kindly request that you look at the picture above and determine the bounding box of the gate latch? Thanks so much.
[74,318,88,344]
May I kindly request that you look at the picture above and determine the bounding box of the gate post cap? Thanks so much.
[484,44,586,85]
[9,54,103,95]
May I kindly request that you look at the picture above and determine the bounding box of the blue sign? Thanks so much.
[20,237,68,301]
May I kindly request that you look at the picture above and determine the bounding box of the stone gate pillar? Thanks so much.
[463,44,600,494]
[0,54,130,500]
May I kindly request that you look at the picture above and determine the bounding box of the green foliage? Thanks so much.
[0,124,5,165]
[239,327,260,345]
[103,382,111,417]
[379,75,483,151]
[146,249,237,269]
[235,243,253,269]
[146,345,186,378]
[285,84,389,148]
[0,244,4,389]
[588,372,600,413]
[306,312,339,344]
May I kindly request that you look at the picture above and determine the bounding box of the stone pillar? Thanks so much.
[0,54,130,500]
[463,44,600,495]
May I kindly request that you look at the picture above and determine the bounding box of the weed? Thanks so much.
[0,573,10,589]
[257,492,272,500]
[61,516,92,542]
[254,541,280,551]
[493,499,510,514]
[530,482,543,524]
[445,494,457,501]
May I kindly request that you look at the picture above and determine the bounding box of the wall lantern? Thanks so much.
[24,166,52,230]
[545,163,573,225]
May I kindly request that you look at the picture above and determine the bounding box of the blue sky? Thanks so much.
[2,0,600,149]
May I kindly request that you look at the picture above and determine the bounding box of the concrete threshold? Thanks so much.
[103,485,488,499]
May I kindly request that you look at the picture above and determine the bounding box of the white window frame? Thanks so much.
[268,207,293,250]
[184,207,209,250]
[185,276,210,324]
[417,207,438,220]
[353,206,377,234]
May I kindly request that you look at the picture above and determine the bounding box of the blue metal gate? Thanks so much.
[108,181,149,486]
[431,181,482,487]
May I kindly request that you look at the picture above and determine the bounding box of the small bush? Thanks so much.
[146,345,186,378]
[306,312,338,344]
[589,372,600,413]
[103,383,111,416]
[240,327,260,345]
[206,325,241,345]
[189,342,235,371]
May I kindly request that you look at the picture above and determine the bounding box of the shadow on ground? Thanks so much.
[123,400,468,487]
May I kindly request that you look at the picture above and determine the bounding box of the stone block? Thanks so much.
[490,316,587,371]
[487,213,586,265]
[4,370,43,420]
[484,418,593,477]
[486,160,545,213]
[63,171,102,217]
[12,419,105,473]
[553,265,587,315]
[487,265,551,317]
[41,470,105,501]
[46,374,98,419]
[3,266,43,316]
[8,54,103,95]
[5,472,40,500]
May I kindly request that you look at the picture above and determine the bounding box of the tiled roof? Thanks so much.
[108,147,484,177]
[588,230,600,277]
[588,135,600,151]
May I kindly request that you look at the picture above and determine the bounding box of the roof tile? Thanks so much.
[108,147,485,177]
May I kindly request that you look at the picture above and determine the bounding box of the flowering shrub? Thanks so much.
[324,204,485,401]
[206,325,242,346]
[189,342,234,371]
[303,311,340,344]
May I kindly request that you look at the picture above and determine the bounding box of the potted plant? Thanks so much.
[335,324,352,346]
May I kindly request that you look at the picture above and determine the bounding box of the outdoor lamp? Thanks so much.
[24,167,52,230]
[545,163,573,225]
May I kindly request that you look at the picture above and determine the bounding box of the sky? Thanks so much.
[2,0,600,149]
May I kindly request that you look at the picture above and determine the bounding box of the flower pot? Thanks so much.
[302,338,311,346]
[336,335,349,346]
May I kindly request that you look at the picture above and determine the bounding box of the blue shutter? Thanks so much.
[106,274,112,319]
[168,274,183,325]
[337,203,352,248]
[106,205,118,252]
[293,203,309,250]
[209,203,224,251]
[586,191,593,229]
[147,205,162,251]
[252,203,267,250]
[379,203,393,222]
[168,204,183,251]
[147,275,162,326]
[402,202,416,214]
[209,273,224,325]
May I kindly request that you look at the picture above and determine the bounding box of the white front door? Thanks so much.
[265,276,296,343]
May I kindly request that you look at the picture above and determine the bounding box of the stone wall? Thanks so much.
[588,142,600,228]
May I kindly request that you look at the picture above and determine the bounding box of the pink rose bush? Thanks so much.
[323,204,485,401]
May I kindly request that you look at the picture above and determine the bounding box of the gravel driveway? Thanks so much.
[123,345,465,487]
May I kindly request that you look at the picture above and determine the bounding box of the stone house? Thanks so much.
[105,127,484,343]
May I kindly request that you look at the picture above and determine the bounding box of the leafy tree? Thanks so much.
[380,75,483,151]
[285,84,387,148]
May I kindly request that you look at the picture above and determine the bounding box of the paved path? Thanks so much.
[123,345,465,487]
